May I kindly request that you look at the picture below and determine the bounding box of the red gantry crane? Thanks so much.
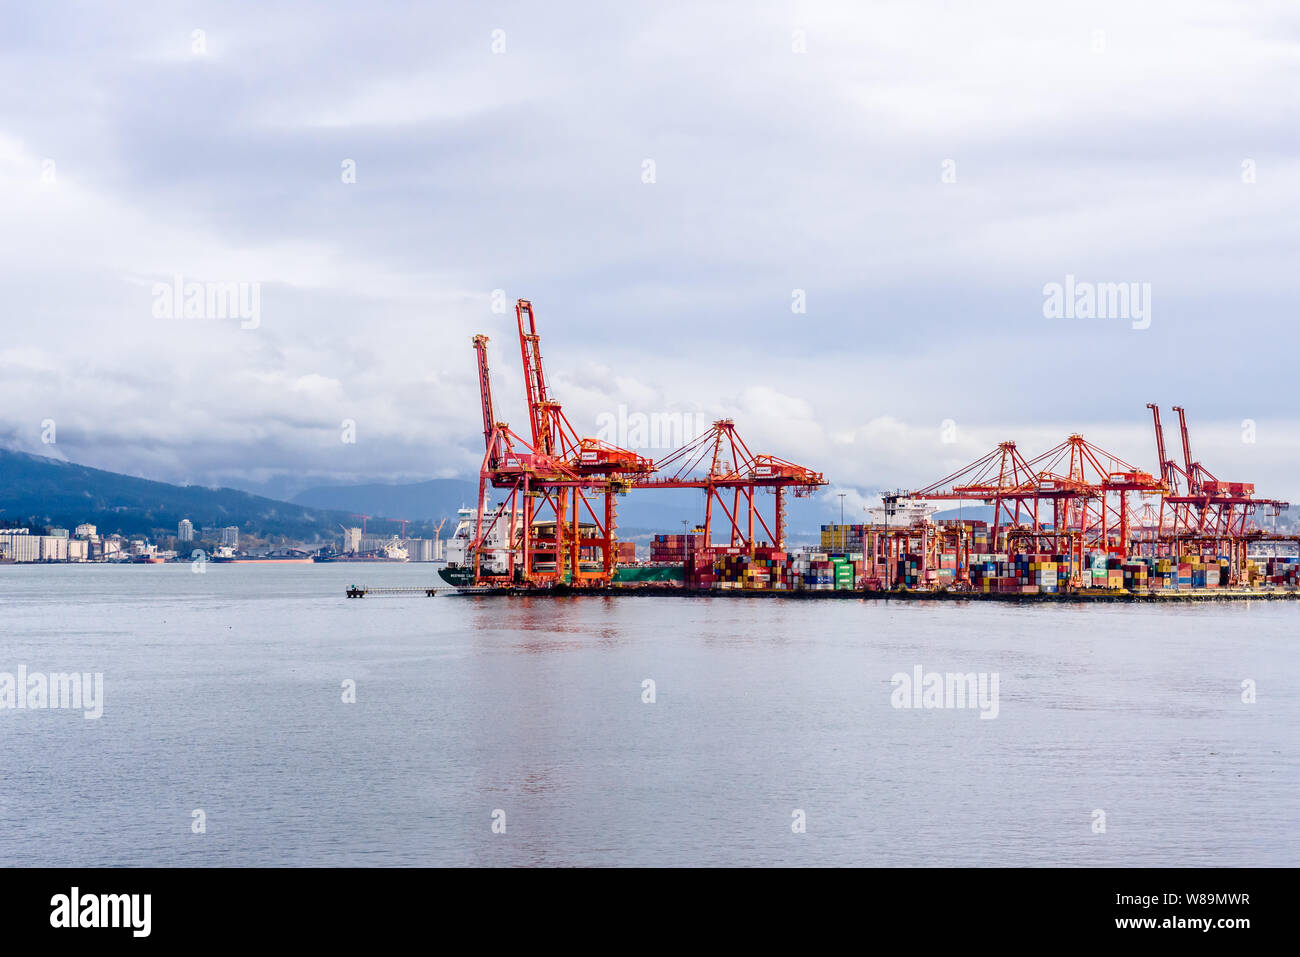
[466,298,825,587]
[903,404,1287,589]
[468,303,652,587]
[906,434,1166,583]
[1144,404,1288,581]
[1018,434,1165,568]
[633,419,825,552]
[907,440,1039,543]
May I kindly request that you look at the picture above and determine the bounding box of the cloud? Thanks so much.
[1,0,1297,507]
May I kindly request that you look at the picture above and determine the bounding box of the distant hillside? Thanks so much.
[0,449,399,542]
[933,505,996,523]
[0,446,848,544]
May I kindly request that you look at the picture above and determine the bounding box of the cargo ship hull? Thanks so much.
[438,565,475,586]
[314,555,409,563]
[211,557,314,564]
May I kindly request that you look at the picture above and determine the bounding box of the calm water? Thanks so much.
[0,563,1295,867]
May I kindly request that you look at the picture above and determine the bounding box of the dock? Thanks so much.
[344,585,440,598]
[444,584,1300,602]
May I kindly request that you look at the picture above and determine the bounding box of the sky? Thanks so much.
[2,0,1298,517]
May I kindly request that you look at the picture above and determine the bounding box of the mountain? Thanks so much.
[0,449,406,542]
[0,446,846,545]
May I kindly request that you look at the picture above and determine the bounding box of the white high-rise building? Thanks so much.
[178,519,194,542]
[222,526,239,548]
[343,527,362,553]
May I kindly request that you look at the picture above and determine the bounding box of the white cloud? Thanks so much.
[1,0,1297,508]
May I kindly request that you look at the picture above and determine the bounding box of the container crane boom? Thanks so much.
[1171,405,1199,493]
[1146,403,1173,489]
[473,334,506,472]
[516,300,556,457]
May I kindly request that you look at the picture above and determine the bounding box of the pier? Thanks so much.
[344,585,440,598]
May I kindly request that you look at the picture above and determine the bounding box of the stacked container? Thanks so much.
[650,533,704,563]
[820,524,867,553]
[1256,556,1299,586]
[892,554,921,588]
[970,553,1068,593]
[704,547,791,590]
[937,551,957,585]
[1178,555,1226,588]
[832,557,854,590]
[1121,561,1148,590]
[805,558,836,590]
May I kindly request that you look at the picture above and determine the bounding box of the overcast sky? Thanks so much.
[2,1,1298,513]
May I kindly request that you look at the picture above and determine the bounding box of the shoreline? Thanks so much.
[445,585,1300,602]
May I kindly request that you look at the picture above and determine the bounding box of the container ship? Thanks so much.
[438,500,526,586]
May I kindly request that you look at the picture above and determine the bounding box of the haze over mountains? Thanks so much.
[292,478,744,533]
[289,477,998,532]
[0,449,435,541]
[11,445,1290,546]
[1,448,871,541]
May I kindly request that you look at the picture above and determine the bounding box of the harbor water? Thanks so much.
[1,563,1295,866]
